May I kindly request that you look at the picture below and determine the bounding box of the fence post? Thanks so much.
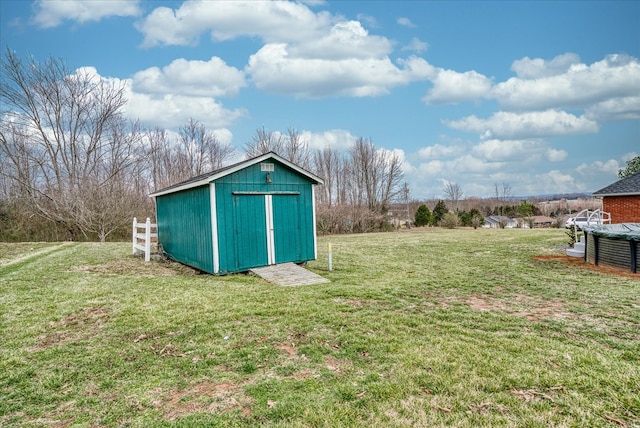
[132,217,137,256]
[145,217,151,262]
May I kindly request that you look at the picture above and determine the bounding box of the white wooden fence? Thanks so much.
[132,217,158,262]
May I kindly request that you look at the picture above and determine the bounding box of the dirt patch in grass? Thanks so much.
[72,257,199,277]
[533,255,639,279]
[324,355,352,373]
[32,306,111,351]
[151,381,253,420]
[463,294,573,321]
[276,343,299,358]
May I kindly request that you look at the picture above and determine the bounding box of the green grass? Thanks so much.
[1,229,638,427]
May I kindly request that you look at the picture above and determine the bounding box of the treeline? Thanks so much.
[410,199,542,229]
[0,50,404,241]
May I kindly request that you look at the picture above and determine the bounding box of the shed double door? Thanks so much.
[233,194,302,270]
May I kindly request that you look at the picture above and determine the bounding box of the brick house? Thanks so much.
[592,171,640,223]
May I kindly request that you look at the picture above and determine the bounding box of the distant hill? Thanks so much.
[516,193,595,202]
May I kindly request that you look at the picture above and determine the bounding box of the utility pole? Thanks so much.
[402,182,410,227]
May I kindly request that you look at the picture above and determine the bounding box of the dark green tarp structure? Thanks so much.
[582,223,640,273]
[582,223,640,240]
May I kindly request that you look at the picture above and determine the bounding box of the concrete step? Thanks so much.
[250,262,330,286]
[566,248,585,258]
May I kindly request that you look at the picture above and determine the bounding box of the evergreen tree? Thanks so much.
[517,201,535,217]
[432,200,449,225]
[459,210,472,226]
[414,204,432,227]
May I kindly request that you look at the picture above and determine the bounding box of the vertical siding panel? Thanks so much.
[273,194,302,263]
[156,185,213,273]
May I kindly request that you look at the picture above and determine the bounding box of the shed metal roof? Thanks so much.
[592,171,640,197]
[149,152,324,198]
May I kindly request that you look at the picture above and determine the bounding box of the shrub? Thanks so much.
[565,228,582,248]
[440,213,460,229]
[471,214,484,229]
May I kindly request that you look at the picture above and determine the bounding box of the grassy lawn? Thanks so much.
[1,228,638,427]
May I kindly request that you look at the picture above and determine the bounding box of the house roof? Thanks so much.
[484,215,516,224]
[592,171,640,197]
[532,215,555,223]
[149,152,324,198]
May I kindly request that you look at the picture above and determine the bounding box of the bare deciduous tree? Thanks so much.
[177,118,234,176]
[244,126,283,159]
[0,49,145,241]
[147,127,174,191]
[493,182,512,217]
[282,127,311,170]
[443,181,464,214]
[349,138,403,213]
[244,126,312,170]
[313,146,344,207]
[146,119,235,191]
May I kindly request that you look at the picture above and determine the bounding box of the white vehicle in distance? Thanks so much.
[564,217,590,230]
[564,212,611,230]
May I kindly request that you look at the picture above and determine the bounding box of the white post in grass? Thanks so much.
[328,242,333,271]
[145,217,151,262]
[132,217,137,256]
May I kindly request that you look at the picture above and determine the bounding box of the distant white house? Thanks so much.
[483,215,518,229]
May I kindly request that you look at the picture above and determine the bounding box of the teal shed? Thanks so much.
[149,152,324,274]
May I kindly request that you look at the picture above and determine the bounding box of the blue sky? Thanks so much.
[1,0,639,199]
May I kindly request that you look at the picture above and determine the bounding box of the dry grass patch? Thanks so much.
[151,380,253,420]
[31,306,111,351]
[71,257,199,277]
[463,293,574,321]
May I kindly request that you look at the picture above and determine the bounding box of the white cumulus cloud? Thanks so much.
[423,68,493,104]
[511,53,581,79]
[247,44,432,98]
[585,96,640,121]
[471,139,566,164]
[493,54,640,111]
[397,17,416,28]
[33,0,140,28]
[546,148,568,162]
[136,1,332,47]
[402,37,428,54]
[132,57,246,97]
[287,20,393,60]
[300,129,358,151]
[445,110,599,140]
[576,159,622,176]
[124,91,246,130]
[136,1,433,98]
[418,144,463,159]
